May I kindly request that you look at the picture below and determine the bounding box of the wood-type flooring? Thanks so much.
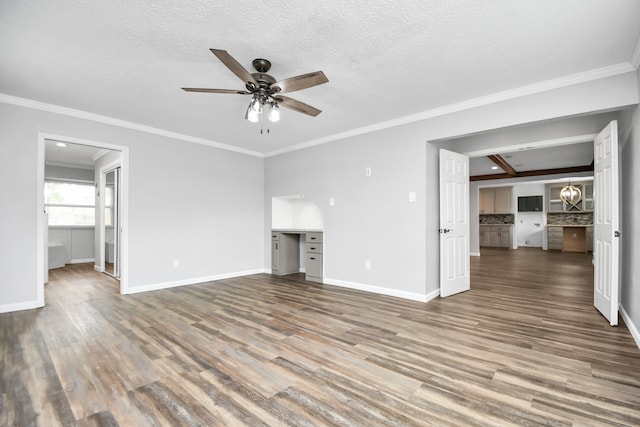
[2,248,640,426]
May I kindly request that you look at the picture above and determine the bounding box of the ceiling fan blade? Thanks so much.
[275,95,322,117]
[182,88,250,95]
[271,71,328,94]
[210,49,258,88]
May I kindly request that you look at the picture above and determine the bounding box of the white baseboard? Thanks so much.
[470,252,481,257]
[123,268,267,295]
[0,299,43,314]
[94,265,104,272]
[620,304,640,350]
[323,277,439,302]
[70,258,95,264]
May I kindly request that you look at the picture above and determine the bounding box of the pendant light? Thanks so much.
[560,181,581,205]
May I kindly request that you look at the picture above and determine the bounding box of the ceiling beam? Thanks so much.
[487,154,517,176]
[470,164,594,182]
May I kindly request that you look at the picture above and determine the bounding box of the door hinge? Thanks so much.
[614,231,621,238]
[439,228,452,234]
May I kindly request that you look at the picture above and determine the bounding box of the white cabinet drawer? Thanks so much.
[306,253,323,279]
[305,242,322,254]
[305,232,323,243]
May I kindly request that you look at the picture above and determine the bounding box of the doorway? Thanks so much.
[37,132,129,306]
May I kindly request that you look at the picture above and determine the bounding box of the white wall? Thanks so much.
[266,71,639,301]
[514,183,546,248]
[618,66,640,346]
[0,102,264,312]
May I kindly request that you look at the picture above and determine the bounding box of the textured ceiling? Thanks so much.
[1,0,639,155]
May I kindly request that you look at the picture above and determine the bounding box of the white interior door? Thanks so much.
[594,120,620,326]
[439,149,470,297]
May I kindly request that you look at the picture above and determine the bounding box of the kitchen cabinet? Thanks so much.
[547,182,593,212]
[479,186,513,214]
[547,226,563,250]
[304,232,323,283]
[271,230,323,282]
[271,232,299,275]
[492,226,512,248]
[480,225,512,248]
[586,226,593,252]
[479,226,492,247]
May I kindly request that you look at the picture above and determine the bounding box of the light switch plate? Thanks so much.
[409,191,416,202]
[365,167,372,176]
[329,197,335,206]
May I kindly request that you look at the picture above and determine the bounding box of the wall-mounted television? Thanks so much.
[518,195,543,212]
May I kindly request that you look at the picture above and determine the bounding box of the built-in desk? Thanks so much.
[271,229,323,283]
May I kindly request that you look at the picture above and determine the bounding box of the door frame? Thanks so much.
[37,132,130,306]
[99,162,122,278]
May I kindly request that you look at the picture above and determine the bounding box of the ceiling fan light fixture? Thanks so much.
[268,102,280,123]
[246,96,262,123]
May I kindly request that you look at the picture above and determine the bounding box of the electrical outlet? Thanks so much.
[329,197,335,206]
[365,260,371,270]
[365,167,372,177]
[172,258,180,268]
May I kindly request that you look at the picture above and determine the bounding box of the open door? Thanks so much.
[103,166,121,279]
[439,149,470,297]
[593,121,620,325]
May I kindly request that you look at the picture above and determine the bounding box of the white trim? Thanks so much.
[470,252,481,257]
[69,258,95,264]
[264,63,635,157]
[463,134,598,157]
[92,149,110,162]
[98,159,122,278]
[620,304,640,350]
[0,300,42,314]
[94,265,104,273]
[630,33,640,70]
[323,277,439,302]
[123,269,266,295]
[36,135,45,307]
[2,62,635,160]
[1,94,264,158]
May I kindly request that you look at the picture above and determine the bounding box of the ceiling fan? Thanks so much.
[182,49,329,123]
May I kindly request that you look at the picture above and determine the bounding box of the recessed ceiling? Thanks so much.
[469,142,594,177]
[1,1,639,155]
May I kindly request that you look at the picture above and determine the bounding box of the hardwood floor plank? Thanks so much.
[2,251,640,426]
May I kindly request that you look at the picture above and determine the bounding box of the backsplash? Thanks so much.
[547,212,593,225]
[479,214,514,224]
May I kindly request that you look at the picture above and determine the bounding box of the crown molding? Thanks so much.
[91,149,111,162]
[1,60,635,160]
[265,62,635,157]
[631,33,640,69]
[0,93,265,158]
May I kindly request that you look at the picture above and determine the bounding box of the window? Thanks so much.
[45,181,96,226]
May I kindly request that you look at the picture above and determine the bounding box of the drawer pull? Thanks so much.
[310,247,316,250]
[310,257,315,260]
[310,237,316,240]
